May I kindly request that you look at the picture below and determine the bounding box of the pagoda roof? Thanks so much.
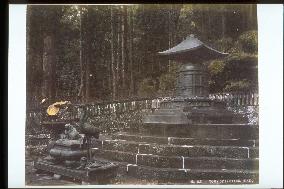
[158,34,228,63]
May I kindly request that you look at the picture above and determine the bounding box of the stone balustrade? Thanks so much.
[26,92,259,151]
[27,92,258,120]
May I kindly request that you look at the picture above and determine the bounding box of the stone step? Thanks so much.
[112,133,258,147]
[140,123,259,139]
[127,165,258,183]
[91,148,258,170]
[150,109,185,115]
[91,157,258,183]
[91,139,258,159]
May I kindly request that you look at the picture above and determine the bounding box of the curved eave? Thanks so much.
[157,35,229,63]
[203,44,229,56]
[158,45,229,63]
[158,44,228,56]
[158,45,203,56]
[158,38,203,55]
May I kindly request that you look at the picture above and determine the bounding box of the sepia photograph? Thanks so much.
[25,4,260,185]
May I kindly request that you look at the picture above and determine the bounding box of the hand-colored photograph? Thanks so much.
[25,4,259,185]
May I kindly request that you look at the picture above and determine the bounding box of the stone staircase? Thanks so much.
[90,123,259,184]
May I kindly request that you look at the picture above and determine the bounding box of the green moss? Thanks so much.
[224,79,252,92]
[238,30,258,53]
[208,60,226,75]
[137,78,157,97]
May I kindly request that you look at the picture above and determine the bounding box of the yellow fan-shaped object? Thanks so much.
[46,101,69,116]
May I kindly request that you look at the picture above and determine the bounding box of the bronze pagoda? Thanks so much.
[143,34,246,125]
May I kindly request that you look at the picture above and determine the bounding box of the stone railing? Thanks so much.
[209,92,259,106]
[81,92,258,116]
[26,92,258,123]
[26,92,259,154]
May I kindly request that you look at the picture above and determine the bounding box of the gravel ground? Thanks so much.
[25,152,257,186]
[25,155,158,186]
[26,157,77,186]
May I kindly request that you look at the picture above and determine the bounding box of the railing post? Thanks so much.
[146,100,148,109]
[246,93,250,105]
[235,93,239,106]
[131,101,133,111]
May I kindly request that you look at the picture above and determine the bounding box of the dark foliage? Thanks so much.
[27,4,258,108]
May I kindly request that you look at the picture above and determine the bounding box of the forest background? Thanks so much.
[26,4,258,108]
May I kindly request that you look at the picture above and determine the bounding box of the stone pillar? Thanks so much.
[175,63,208,98]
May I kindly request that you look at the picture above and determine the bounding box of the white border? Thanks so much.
[258,4,283,188]
[8,4,26,188]
[8,4,283,188]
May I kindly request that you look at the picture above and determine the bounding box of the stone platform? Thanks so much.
[90,123,259,184]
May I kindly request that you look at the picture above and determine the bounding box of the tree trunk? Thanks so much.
[42,35,53,100]
[110,7,117,100]
[85,9,91,102]
[36,24,44,103]
[128,6,134,95]
[248,4,257,30]
[49,36,56,100]
[207,7,211,40]
[108,53,112,98]
[117,8,122,97]
[221,11,226,38]
[50,11,58,101]
[168,5,172,72]
[26,6,32,105]
[27,6,45,104]
[173,5,181,43]
[41,7,60,102]
[85,53,91,102]
[78,8,85,102]
[121,6,127,96]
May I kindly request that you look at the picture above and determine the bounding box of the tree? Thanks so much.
[110,6,117,100]
[27,4,258,104]
[77,6,85,102]
[121,6,127,95]
[27,5,44,106]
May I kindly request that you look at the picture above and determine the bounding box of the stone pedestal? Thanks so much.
[143,62,245,125]
[35,121,119,183]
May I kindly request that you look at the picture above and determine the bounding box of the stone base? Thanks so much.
[140,123,258,139]
[34,159,118,184]
[143,97,247,125]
